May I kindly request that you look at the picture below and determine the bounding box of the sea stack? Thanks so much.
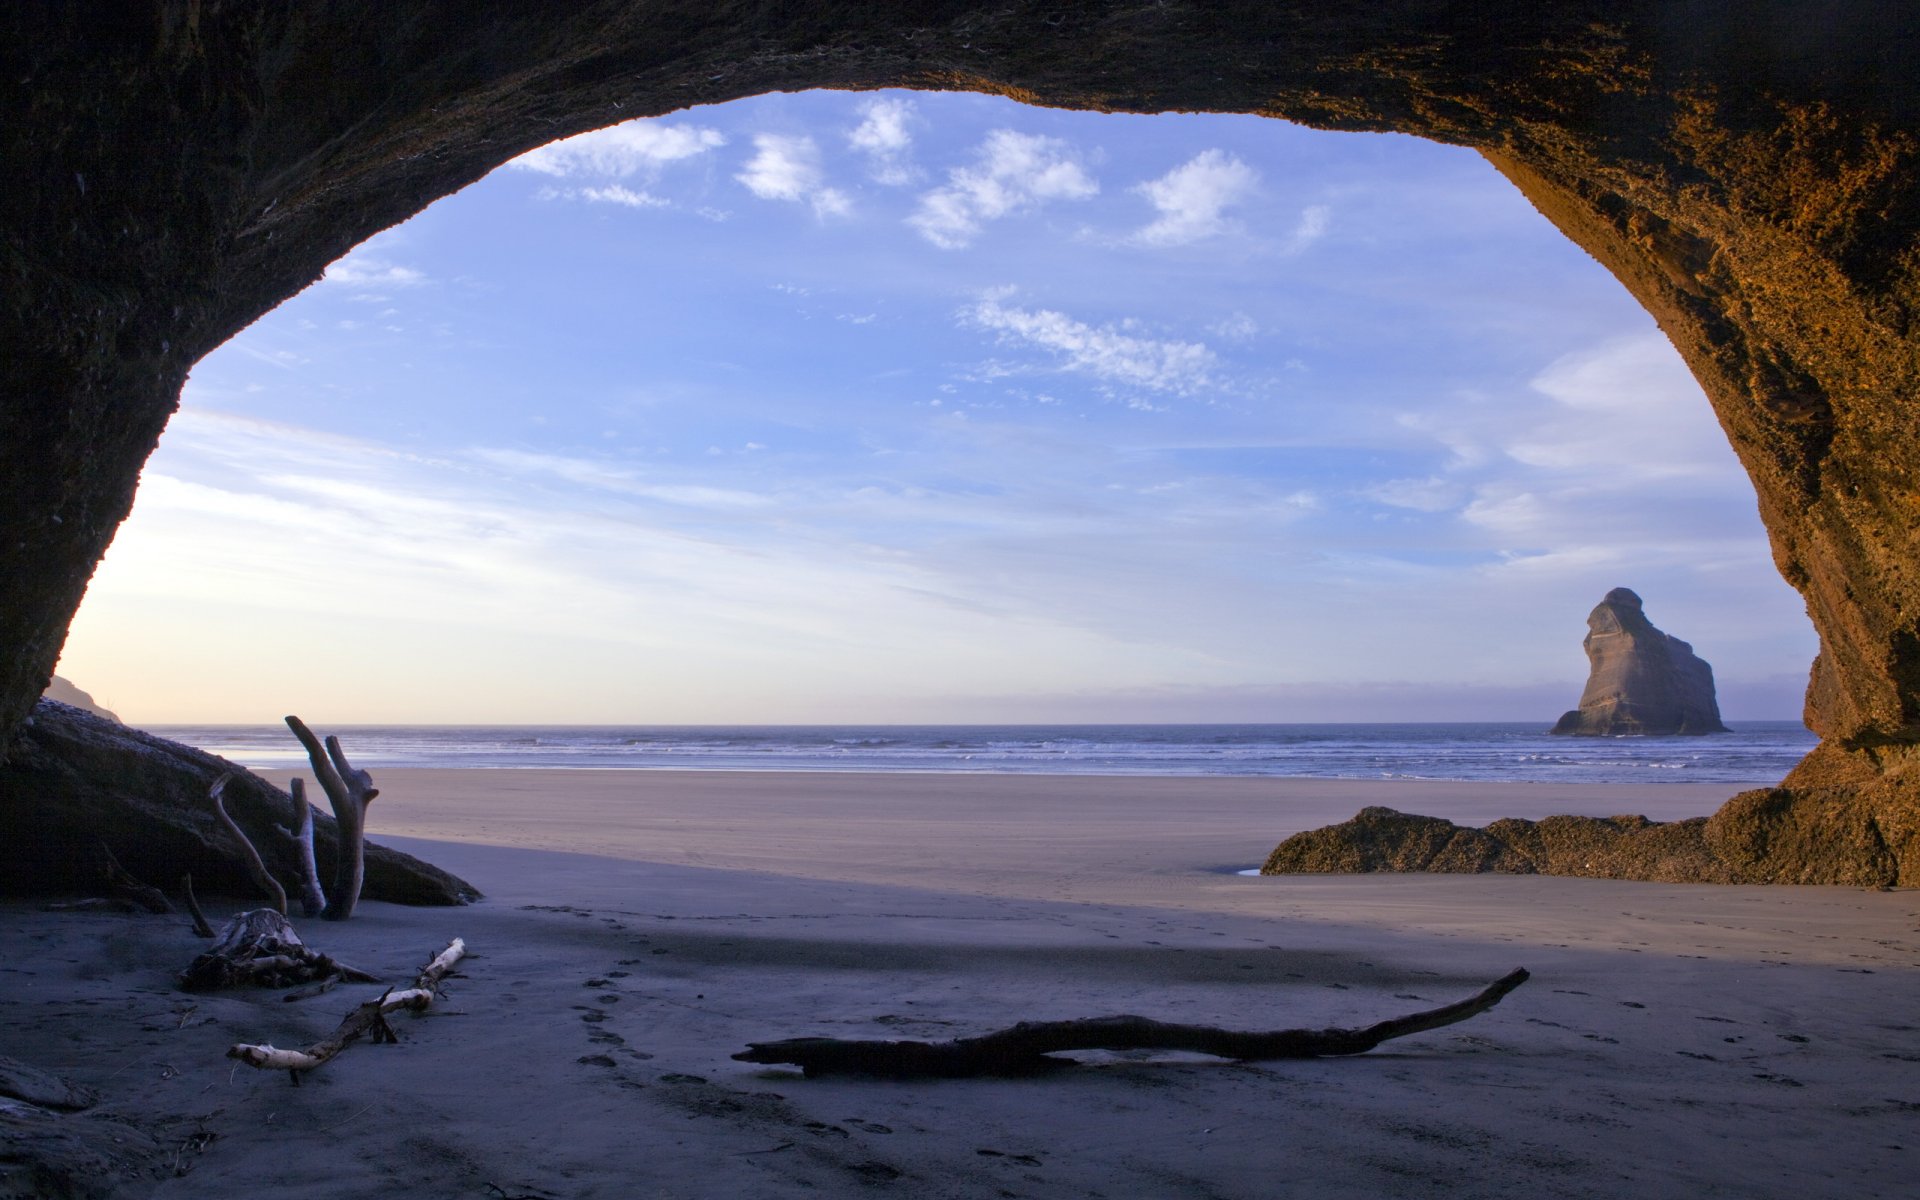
[1551,588,1729,736]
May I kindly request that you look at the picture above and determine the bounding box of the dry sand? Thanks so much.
[4,771,1915,1199]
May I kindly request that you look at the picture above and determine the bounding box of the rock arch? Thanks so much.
[3,3,1916,881]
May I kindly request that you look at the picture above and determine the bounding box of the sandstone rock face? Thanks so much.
[1262,806,1738,883]
[2,4,1918,884]
[1262,792,1909,887]
[1551,588,1730,737]
[0,701,478,906]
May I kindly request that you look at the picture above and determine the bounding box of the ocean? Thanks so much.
[148,721,1817,786]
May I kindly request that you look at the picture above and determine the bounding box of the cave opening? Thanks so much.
[51,91,1815,730]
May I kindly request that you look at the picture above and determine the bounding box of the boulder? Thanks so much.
[1551,588,1730,736]
[0,700,478,906]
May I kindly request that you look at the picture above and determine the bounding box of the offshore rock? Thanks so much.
[0,700,478,905]
[1551,589,1729,737]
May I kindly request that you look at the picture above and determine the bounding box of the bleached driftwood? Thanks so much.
[227,937,466,1084]
[285,715,378,920]
[278,778,327,919]
[734,968,1530,1077]
[209,773,287,916]
[178,907,378,992]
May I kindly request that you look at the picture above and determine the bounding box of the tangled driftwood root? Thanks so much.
[178,909,378,992]
[735,968,1530,1078]
[227,937,466,1084]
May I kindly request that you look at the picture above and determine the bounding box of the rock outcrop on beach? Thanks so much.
[1262,806,1736,882]
[1262,790,1904,886]
[40,675,118,724]
[2,4,1919,885]
[0,700,478,906]
[1551,588,1729,737]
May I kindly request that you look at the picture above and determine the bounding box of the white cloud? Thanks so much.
[1510,333,1743,482]
[735,134,852,219]
[322,255,425,288]
[1210,313,1260,341]
[909,131,1098,249]
[508,120,726,178]
[847,97,919,186]
[1366,476,1466,512]
[966,292,1216,394]
[1130,150,1259,247]
[468,448,771,509]
[580,185,669,209]
[1286,204,1332,252]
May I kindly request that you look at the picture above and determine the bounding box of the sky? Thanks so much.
[57,89,1818,725]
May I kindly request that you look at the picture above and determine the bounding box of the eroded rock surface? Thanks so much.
[0,701,478,906]
[1264,784,1911,886]
[3,4,1918,884]
[1551,588,1730,736]
[1264,806,1736,884]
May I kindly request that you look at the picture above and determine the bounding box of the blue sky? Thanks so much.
[59,90,1817,724]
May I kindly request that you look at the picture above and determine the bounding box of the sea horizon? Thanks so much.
[150,719,1817,786]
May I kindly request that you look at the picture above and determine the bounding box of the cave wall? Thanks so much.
[3,2,1916,874]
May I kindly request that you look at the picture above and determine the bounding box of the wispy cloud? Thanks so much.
[965,291,1217,394]
[735,134,852,218]
[508,120,726,178]
[1510,333,1740,481]
[1364,475,1466,512]
[1286,204,1332,253]
[75,406,1247,720]
[468,448,771,510]
[909,131,1097,248]
[578,185,669,209]
[847,96,920,186]
[322,253,425,288]
[1129,150,1258,247]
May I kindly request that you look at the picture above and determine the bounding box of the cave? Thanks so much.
[3,3,1916,884]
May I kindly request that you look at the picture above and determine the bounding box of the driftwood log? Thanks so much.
[227,937,466,1084]
[285,716,378,920]
[735,968,1530,1078]
[280,778,327,919]
[208,773,287,915]
[178,908,378,992]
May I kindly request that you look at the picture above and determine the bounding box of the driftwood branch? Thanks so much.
[277,778,327,919]
[734,968,1531,1078]
[285,716,377,920]
[97,843,173,914]
[227,937,466,1083]
[209,773,287,915]
[178,908,379,992]
[179,874,215,938]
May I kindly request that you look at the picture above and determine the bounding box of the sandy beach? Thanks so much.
[4,771,1915,1198]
